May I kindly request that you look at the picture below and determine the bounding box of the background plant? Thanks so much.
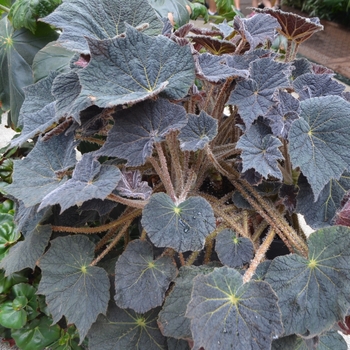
[2,1,350,349]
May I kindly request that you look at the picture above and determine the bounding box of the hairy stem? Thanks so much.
[107,193,148,208]
[243,228,276,283]
[282,138,293,185]
[140,228,147,241]
[179,252,186,266]
[95,226,119,251]
[212,78,234,121]
[186,251,200,266]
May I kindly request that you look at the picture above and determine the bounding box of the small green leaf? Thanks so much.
[215,229,254,268]
[88,304,167,350]
[0,270,28,294]
[0,213,20,260]
[12,283,39,320]
[186,266,283,350]
[265,225,350,336]
[9,0,62,33]
[38,235,110,341]
[142,193,216,252]
[115,240,177,313]
[158,265,215,339]
[289,96,350,200]
[11,315,61,350]
[0,300,27,329]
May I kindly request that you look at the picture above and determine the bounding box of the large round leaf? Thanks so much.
[265,225,350,336]
[114,240,177,313]
[186,266,283,350]
[141,193,216,252]
[0,300,27,329]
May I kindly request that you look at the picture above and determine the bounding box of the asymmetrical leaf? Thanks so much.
[88,304,167,350]
[5,133,76,207]
[158,265,215,339]
[97,99,187,166]
[234,13,280,52]
[215,229,254,268]
[115,240,177,313]
[265,90,300,139]
[228,57,291,128]
[178,111,218,151]
[196,53,248,82]
[41,0,163,53]
[32,41,74,83]
[289,96,350,200]
[190,35,236,55]
[0,17,58,126]
[265,225,350,336]
[9,0,61,33]
[116,169,152,200]
[296,172,350,229]
[237,121,283,180]
[39,153,121,212]
[293,73,345,100]
[38,235,110,341]
[255,8,323,44]
[142,193,216,252]
[0,224,51,275]
[186,266,283,350]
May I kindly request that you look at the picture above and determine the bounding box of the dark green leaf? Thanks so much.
[296,172,350,229]
[289,96,350,200]
[42,0,163,53]
[9,0,61,33]
[265,225,350,336]
[88,304,167,350]
[38,235,110,341]
[186,266,283,350]
[0,223,51,275]
[252,260,271,281]
[234,13,280,52]
[237,121,283,180]
[0,17,58,127]
[12,283,39,320]
[0,270,28,294]
[0,300,27,329]
[97,99,187,166]
[75,26,195,110]
[5,133,76,207]
[228,58,291,129]
[11,315,61,350]
[32,41,74,83]
[0,213,20,260]
[39,153,121,213]
[115,240,177,313]
[167,338,190,350]
[158,265,215,339]
[142,193,216,252]
[178,110,218,151]
[215,229,254,268]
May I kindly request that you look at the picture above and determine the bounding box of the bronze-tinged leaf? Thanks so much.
[255,8,323,44]
[190,35,236,55]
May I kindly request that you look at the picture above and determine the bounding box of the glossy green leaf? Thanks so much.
[9,0,61,33]
[0,270,28,294]
[186,266,283,350]
[148,0,192,28]
[38,235,110,341]
[11,315,61,350]
[289,96,350,200]
[228,57,291,129]
[75,25,195,110]
[296,172,350,229]
[178,110,218,151]
[12,283,39,320]
[142,193,216,252]
[237,120,283,180]
[115,240,177,313]
[5,133,76,207]
[0,17,58,127]
[0,199,14,214]
[49,325,83,350]
[88,304,167,350]
[97,99,187,166]
[39,153,122,213]
[32,41,74,83]
[42,0,163,53]
[215,229,254,268]
[272,331,347,350]
[0,300,27,329]
[158,265,215,339]
[0,213,20,260]
[265,225,350,336]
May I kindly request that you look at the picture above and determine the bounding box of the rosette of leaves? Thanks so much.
[2,2,350,349]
